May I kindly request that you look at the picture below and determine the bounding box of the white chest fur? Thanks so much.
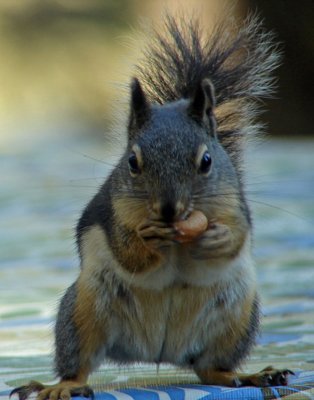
[122,234,255,291]
[80,224,255,291]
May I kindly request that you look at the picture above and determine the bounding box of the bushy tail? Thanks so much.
[136,14,281,166]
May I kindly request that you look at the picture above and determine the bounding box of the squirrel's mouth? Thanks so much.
[147,200,194,223]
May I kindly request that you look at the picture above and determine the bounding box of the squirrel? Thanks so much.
[11,13,293,400]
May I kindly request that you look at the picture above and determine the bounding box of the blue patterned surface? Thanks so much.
[4,370,314,400]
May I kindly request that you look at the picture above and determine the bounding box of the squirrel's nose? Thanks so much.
[161,202,176,222]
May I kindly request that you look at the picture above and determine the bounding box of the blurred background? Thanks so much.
[0,0,313,146]
[0,0,314,395]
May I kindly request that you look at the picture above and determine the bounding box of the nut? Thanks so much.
[174,210,208,243]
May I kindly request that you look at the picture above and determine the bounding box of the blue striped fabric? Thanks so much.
[4,371,314,399]
[65,373,314,400]
[74,385,265,400]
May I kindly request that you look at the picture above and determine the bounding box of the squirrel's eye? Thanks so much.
[128,152,140,175]
[199,151,212,174]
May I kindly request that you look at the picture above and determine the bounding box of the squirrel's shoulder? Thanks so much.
[76,177,113,254]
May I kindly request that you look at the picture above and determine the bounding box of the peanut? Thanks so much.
[174,210,208,243]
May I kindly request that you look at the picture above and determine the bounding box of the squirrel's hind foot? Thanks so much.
[10,380,94,400]
[244,366,295,387]
[196,366,294,387]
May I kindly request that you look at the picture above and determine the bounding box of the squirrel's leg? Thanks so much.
[193,293,294,387]
[195,366,294,387]
[11,276,105,400]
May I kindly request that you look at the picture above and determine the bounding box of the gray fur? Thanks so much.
[54,282,81,379]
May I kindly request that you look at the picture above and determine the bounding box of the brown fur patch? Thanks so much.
[112,223,163,274]
[73,273,106,371]
[111,197,165,274]
[214,288,256,352]
[216,99,250,132]
[194,288,257,382]
[196,185,250,261]
[196,369,240,386]
[113,197,148,230]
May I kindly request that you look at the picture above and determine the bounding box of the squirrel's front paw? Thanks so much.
[137,219,177,251]
[189,222,233,259]
[10,380,94,400]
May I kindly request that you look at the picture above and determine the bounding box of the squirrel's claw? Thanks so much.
[137,220,177,252]
[137,219,176,241]
[70,385,95,399]
[243,367,294,387]
[189,223,233,259]
[139,226,176,239]
[10,381,45,400]
[10,380,94,400]
[137,218,172,230]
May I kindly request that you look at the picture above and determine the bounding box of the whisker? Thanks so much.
[112,187,149,200]
[64,146,130,171]
[192,192,306,221]
[63,185,101,190]
[192,191,243,198]
[245,178,314,187]
[64,146,114,167]
[193,186,314,198]
[69,177,103,181]
[245,198,306,220]
[116,194,149,200]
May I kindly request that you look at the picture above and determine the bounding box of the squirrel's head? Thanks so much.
[122,77,234,223]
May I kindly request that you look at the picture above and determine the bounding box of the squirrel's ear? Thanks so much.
[128,78,151,137]
[188,79,216,132]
